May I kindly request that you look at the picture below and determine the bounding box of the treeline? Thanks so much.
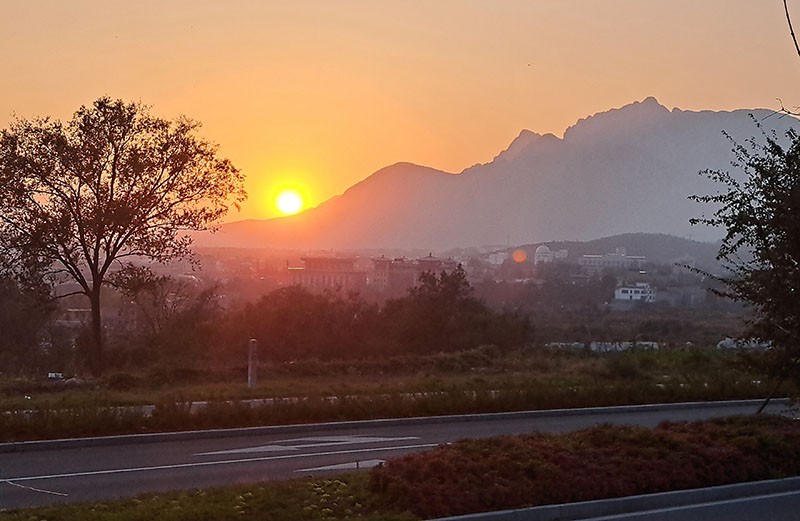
[222,267,530,363]
[0,267,531,376]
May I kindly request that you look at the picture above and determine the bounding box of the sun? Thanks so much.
[275,189,304,215]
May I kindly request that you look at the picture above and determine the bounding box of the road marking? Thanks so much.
[1,479,68,497]
[5,443,437,483]
[297,459,385,472]
[195,435,419,456]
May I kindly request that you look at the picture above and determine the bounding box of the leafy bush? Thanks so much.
[370,415,800,518]
[105,372,141,391]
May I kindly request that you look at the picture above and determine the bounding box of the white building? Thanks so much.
[487,251,509,265]
[580,247,646,274]
[534,245,552,264]
[614,282,655,303]
[534,245,568,264]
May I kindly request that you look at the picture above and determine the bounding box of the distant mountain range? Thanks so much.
[196,97,798,250]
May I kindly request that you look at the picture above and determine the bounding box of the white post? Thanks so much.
[247,338,258,389]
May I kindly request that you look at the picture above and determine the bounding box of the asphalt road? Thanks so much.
[0,400,790,511]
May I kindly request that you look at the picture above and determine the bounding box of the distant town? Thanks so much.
[48,233,724,334]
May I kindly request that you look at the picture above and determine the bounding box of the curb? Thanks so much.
[427,476,800,521]
[0,398,788,454]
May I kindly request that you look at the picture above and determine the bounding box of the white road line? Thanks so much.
[297,459,385,472]
[6,443,437,483]
[1,479,68,497]
[196,435,419,456]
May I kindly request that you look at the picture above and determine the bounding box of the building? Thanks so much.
[534,245,568,264]
[287,256,366,293]
[614,282,656,303]
[579,247,646,274]
[487,251,509,265]
[534,245,552,264]
[370,254,458,296]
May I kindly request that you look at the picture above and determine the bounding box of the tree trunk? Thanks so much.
[88,287,104,377]
[757,374,786,415]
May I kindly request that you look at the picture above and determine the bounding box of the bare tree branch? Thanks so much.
[785,0,800,60]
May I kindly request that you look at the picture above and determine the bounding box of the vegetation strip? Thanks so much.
[0,399,785,453]
[0,346,784,443]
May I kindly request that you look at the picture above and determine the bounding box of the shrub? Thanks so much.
[370,415,800,518]
[105,372,141,391]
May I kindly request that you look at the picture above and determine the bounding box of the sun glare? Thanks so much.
[276,189,304,215]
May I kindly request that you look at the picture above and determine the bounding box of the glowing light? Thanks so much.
[276,189,304,215]
[512,249,527,263]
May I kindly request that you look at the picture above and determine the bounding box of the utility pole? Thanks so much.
[247,338,258,389]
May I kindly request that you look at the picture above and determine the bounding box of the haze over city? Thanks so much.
[2,1,800,222]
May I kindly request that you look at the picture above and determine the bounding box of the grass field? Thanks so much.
[0,346,784,442]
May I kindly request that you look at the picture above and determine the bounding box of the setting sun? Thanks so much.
[276,189,304,215]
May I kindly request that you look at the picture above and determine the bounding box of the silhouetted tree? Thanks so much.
[690,127,800,411]
[239,285,379,362]
[384,265,528,353]
[112,267,221,366]
[0,98,245,375]
[0,274,54,374]
[410,265,474,306]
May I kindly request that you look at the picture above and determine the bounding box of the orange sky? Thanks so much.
[2,1,800,220]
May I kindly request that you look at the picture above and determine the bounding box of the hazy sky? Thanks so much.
[2,1,799,220]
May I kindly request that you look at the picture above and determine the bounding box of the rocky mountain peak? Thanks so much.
[493,130,562,164]
[563,97,671,144]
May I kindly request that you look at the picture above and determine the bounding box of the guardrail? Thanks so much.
[428,476,800,521]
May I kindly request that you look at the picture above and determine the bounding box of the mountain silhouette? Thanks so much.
[198,98,797,250]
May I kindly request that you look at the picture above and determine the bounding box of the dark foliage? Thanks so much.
[691,126,800,397]
[0,275,55,374]
[111,268,222,366]
[237,285,381,361]
[382,266,530,354]
[224,267,530,362]
[370,415,800,518]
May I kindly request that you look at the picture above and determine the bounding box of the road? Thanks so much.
[0,400,789,511]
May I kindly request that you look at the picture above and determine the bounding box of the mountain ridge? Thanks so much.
[197,97,797,250]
